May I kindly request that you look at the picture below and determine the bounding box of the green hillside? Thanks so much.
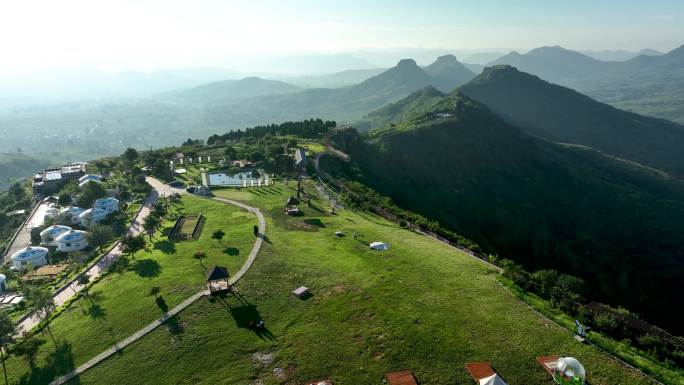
[459,65,684,177]
[424,54,477,92]
[323,92,684,335]
[63,182,661,385]
[0,153,52,189]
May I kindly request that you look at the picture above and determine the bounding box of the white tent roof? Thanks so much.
[557,357,586,381]
[369,242,390,250]
[479,374,508,385]
[40,225,72,238]
[56,229,88,243]
[11,246,48,261]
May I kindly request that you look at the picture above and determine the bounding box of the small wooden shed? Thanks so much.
[206,265,230,294]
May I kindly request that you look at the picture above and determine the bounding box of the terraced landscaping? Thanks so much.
[3,195,256,385]
[64,181,659,385]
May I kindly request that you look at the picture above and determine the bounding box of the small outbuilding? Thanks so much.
[93,197,120,214]
[79,208,109,228]
[40,225,73,247]
[10,246,49,271]
[206,265,230,294]
[56,229,89,252]
[285,196,301,215]
[292,286,310,298]
[370,242,390,251]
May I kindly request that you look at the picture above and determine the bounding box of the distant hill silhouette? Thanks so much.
[460,65,684,177]
[159,77,300,105]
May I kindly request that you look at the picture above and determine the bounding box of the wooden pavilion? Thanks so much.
[285,196,301,215]
[205,265,230,294]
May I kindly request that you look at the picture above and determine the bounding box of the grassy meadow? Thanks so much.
[63,181,661,385]
[4,195,255,385]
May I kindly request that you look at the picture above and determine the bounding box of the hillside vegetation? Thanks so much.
[323,92,684,334]
[460,65,684,177]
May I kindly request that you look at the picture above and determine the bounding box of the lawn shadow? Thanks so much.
[131,258,162,278]
[223,247,240,256]
[18,341,79,385]
[164,314,184,338]
[303,218,325,228]
[153,240,176,254]
[160,226,174,237]
[217,291,276,341]
[86,303,107,320]
[13,336,46,370]
[258,234,272,244]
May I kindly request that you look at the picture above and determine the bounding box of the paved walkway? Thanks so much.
[50,182,266,385]
[17,187,160,335]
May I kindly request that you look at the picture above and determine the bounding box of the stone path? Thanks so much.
[49,183,266,385]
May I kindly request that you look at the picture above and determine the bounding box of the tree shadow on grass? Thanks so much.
[153,240,176,254]
[303,218,325,228]
[86,303,107,320]
[13,336,46,370]
[164,314,185,338]
[160,226,174,237]
[258,234,272,244]
[130,258,162,278]
[223,247,240,256]
[216,291,276,341]
[18,341,79,385]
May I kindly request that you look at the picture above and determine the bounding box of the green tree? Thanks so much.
[120,233,146,259]
[77,181,108,208]
[211,230,225,244]
[0,311,14,385]
[122,147,139,164]
[77,273,91,300]
[224,146,237,161]
[28,287,57,347]
[149,286,161,298]
[87,224,115,253]
[193,251,207,267]
[143,215,161,241]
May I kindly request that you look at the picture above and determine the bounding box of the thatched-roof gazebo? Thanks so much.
[285,196,301,215]
[205,265,230,294]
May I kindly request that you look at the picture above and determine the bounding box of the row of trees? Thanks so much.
[207,119,336,144]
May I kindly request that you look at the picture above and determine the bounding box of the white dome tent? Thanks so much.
[59,206,86,225]
[554,357,586,384]
[56,229,89,252]
[79,208,109,227]
[78,174,102,184]
[0,274,6,292]
[93,197,120,214]
[39,225,72,246]
[10,246,49,271]
[369,242,390,251]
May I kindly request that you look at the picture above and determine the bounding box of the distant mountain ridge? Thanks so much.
[487,44,684,124]
[459,65,684,177]
[159,77,300,105]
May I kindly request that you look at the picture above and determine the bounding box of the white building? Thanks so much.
[39,225,72,247]
[56,229,89,252]
[10,246,49,271]
[93,197,119,214]
[79,208,109,227]
[78,174,102,184]
[58,206,86,225]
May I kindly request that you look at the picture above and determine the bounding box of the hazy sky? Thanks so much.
[1,0,682,74]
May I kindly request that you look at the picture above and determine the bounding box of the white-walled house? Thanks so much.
[56,229,89,252]
[39,225,72,246]
[79,208,109,227]
[10,246,49,271]
[58,206,86,225]
[93,197,119,214]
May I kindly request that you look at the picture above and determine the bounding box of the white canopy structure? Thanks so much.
[555,357,586,384]
[10,246,49,271]
[479,374,508,385]
[79,208,109,227]
[78,174,102,184]
[369,242,390,250]
[56,229,89,252]
[93,197,119,214]
[39,225,72,246]
[59,206,87,225]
